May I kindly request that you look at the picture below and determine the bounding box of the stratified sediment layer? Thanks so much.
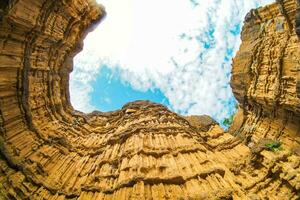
[0,0,299,199]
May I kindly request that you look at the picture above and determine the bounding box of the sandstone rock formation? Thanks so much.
[0,0,299,199]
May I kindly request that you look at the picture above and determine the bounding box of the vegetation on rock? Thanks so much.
[223,114,234,127]
[265,140,283,152]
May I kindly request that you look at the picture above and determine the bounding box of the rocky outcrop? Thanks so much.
[231,0,300,153]
[0,0,299,199]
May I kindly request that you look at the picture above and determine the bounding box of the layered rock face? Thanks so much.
[0,0,299,199]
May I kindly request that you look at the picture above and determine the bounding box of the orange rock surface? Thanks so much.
[0,0,299,199]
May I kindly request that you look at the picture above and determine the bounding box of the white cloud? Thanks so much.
[70,0,274,122]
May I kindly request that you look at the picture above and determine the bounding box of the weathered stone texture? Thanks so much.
[0,0,299,199]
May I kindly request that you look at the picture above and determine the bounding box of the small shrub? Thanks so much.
[222,103,238,128]
[223,115,234,127]
[265,141,283,152]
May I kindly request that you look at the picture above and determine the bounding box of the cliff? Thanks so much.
[0,0,299,199]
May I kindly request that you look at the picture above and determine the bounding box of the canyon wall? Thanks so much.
[0,0,299,199]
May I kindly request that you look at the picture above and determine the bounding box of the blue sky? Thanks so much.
[70,0,274,127]
[90,65,170,111]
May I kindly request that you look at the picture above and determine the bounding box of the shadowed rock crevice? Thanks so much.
[0,0,299,199]
[0,0,8,11]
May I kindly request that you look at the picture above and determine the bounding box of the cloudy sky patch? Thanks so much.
[70,0,274,125]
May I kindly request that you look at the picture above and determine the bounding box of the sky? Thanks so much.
[70,0,274,126]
